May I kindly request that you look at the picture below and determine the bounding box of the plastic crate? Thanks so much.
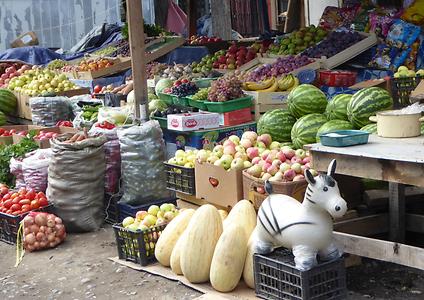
[164,162,196,195]
[391,76,423,107]
[113,223,166,266]
[157,92,174,105]
[104,193,122,224]
[118,197,177,222]
[0,205,52,245]
[204,96,253,113]
[192,78,216,88]
[172,96,190,106]
[254,248,347,300]
[187,96,208,110]
[151,116,167,128]
[318,70,357,87]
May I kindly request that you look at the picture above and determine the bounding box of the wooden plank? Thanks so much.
[406,213,424,233]
[210,0,232,40]
[334,214,389,236]
[187,0,197,37]
[334,232,424,270]
[284,0,300,33]
[389,182,405,242]
[127,0,148,120]
[364,186,424,207]
[309,151,424,188]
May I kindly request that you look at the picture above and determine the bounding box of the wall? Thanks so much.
[0,0,121,51]
[306,0,340,26]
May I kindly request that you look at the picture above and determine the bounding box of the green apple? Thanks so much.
[122,216,135,228]
[127,223,139,232]
[147,205,160,216]
[160,203,173,213]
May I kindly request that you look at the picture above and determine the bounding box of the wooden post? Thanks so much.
[126,0,148,120]
[187,0,197,38]
[389,182,405,242]
[211,0,232,40]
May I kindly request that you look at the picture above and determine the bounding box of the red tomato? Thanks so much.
[2,193,10,200]
[38,197,48,207]
[1,208,7,213]
[12,211,21,216]
[14,196,22,202]
[94,85,102,94]
[18,187,27,195]
[26,191,36,200]
[0,187,8,194]
[0,128,4,135]
[3,199,12,209]
[19,199,30,206]
[21,204,30,212]
[12,198,19,205]
[36,192,45,199]
[30,200,40,210]
[6,209,12,215]
[9,129,16,134]
[10,204,21,211]
[10,192,19,199]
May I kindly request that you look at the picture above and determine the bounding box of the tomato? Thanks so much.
[36,192,46,199]
[10,192,19,199]
[12,211,21,216]
[19,199,31,206]
[2,193,10,200]
[12,198,19,205]
[30,200,40,210]
[18,187,27,195]
[6,209,12,215]
[3,199,12,209]
[0,128,4,135]
[0,187,8,194]
[26,191,36,200]
[1,208,7,213]
[9,129,16,134]
[21,204,30,212]
[38,197,48,207]
[10,204,21,211]
[14,196,22,202]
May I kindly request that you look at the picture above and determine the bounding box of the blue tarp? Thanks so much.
[0,46,64,65]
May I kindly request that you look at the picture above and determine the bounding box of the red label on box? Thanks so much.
[184,119,198,128]
[171,119,180,128]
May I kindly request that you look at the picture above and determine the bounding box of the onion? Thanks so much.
[24,227,30,235]
[46,227,53,234]
[25,233,36,244]
[49,242,56,248]
[35,214,47,226]
[23,216,34,227]
[56,228,66,239]
[55,224,64,232]
[47,219,55,228]
[26,245,34,252]
[54,237,61,244]
[39,226,46,233]
[54,217,62,224]
[29,224,40,233]
[39,241,47,248]
[47,233,55,242]
[36,232,45,242]
[34,241,40,249]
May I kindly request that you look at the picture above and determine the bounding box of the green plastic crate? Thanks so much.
[193,78,216,88]
[172,96,190,106]
[204,96,253,113]
[187,96,208,110]
[151,116,167,128]
[157,92,174,105]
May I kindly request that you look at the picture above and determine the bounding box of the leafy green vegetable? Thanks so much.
[121,22,171,40]
[0,132,39,186]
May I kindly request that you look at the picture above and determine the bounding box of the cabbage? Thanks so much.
[149,99,168,112]
[155,79,173,95]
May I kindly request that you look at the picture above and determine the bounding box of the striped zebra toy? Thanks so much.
[254,159,347,271]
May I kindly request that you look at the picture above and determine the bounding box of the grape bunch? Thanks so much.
[191,88,210,101]
[207,75,244,102]
[302,31,363,58]
[171,79,198,97]
[153,106,198,118]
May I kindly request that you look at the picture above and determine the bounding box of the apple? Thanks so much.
[247,165,262,177]
[243,161,252,169]
[234,152,248,161]
[127,223,139,232]
[269,141,280,150]
[274,171,284,181]
[267,164,278,176]
[261,150,271,160]
[291,163,302,174]
[157,211,164,219]
[295,149,306,159]
[257,186,265,194]
[143,215,157,226]
[196,149,209,163]
[291,157,302,164]
[241,131,258,142]
[175,149,186,158]
[262,162,272,172]
[251,157,261,164]
[168,157,178,165]
[276,151,286,162]
[156,218,167,226]
[262,173,272,181]
[240,138,253,148]
[235,145,246,153]
[258,159,266,168]
[135,210,148,221]
[231,158,245,170]
[302,157,311,165]
[223,140,236,148]
[246,147,259,159]
[214,159,223,167]
[147,205,160,216]
[122,217,135,228]
[164,211,176,222]
[256,141,266,149]
[223,145,236,156]
[257,134,272,147]
[272,160,281,167]
[283,148,295,160]
[228,135,240,145]
[220,154,233,170]
[160,203,173,213]
[265,153,276,164]
[284,169,296,181]
[293,174,305,181]
[305,162,311,169]
[137,223,148,230]
[176,156,187,166]
[207,155,220,164]
[309,169,318,176]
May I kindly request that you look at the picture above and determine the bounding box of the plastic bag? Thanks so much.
[30,97,74,127]
[387,19,421,49]
[118,121,170,205]
[89,125,121,194]
[22,149,52,193]
[402,0,424,25]
[97,107,132,126]
[72,111,95,129]
[47,134,107,232]
[9,157,25,189]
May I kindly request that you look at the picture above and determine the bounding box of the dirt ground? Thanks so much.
[1,225,424,300]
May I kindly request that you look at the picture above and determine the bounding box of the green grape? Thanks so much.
[191,88,210,100]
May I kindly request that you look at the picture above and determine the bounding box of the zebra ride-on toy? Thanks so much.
[254,159,347,271]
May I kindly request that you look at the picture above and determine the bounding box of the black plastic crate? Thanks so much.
[0,205,53,245]
[391,76,423,107]
[117,197,177,222]
[164,162,196,195]
[254,248,346,300]
[104,193,122,224]
[112,223,166,266]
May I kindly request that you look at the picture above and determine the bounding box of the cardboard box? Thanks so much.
[167,112,220,131]
[13,126,78,149]
[245,90,289,120]
[14,88,90,120]
[11,31,39,48]
[195,161,243,209]
[218,107,252,126]
[410,80,424,103]
[349,77,392,95]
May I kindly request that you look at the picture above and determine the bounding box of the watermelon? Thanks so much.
[287,84,328,118]
[360,123,377,134]
[0,111,6,126]
[257,109,296,142]
[0,89,17,115]
[291,113,327,149]
[325,94,352,121]
[421,122,424,135]
[347,87,393,128]
[316,120,354,142]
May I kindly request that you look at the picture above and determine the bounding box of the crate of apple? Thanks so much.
[213,44,257,70]
[0,128,16,137]
[0,64,31,87]
[34,131,59,141]
[188,35,222,45]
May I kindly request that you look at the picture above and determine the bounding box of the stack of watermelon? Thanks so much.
[0,89,17,125]
[257,84,394,149]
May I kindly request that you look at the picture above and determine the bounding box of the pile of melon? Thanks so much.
[154,201,257,292]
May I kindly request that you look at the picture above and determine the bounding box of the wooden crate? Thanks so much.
[244,90,289,120]
[145,36,185,63]
[63,57,132,80]
[239,57,321,75]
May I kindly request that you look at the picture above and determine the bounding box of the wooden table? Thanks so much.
[307,134,424,270]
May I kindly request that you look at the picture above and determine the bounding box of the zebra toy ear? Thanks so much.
[327,159,337,177]
[305,169,316,185]
[264,180,273,194]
